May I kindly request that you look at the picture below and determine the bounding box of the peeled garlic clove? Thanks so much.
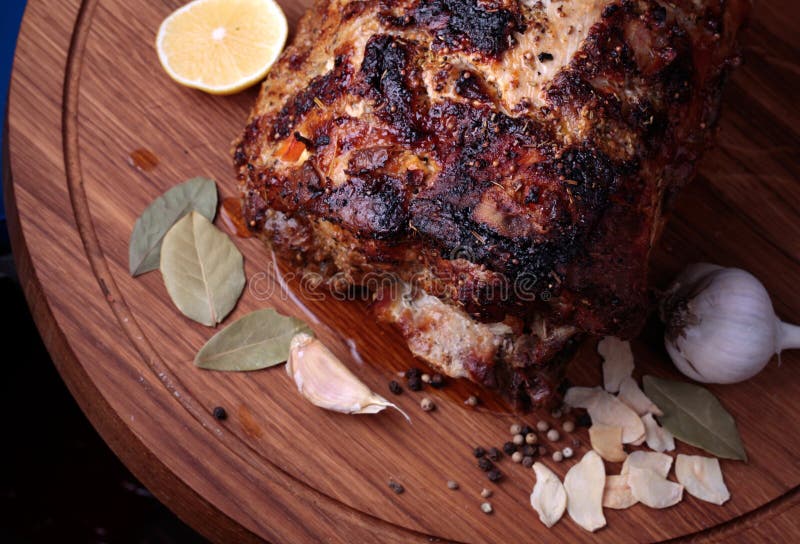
[618,376,663,416]
[589,424,627,463]
[603,474,637,509]
[627,467,683,509]
[531,462,567,528]
[675,454,730,505]
[287,333,409,420]
[642,413,675,452]
[599,336,634,393]
[621,451,673,478]
[564,450,606,533]
[585,390,645,444]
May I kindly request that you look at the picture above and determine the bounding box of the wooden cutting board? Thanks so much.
[6,0,800,542]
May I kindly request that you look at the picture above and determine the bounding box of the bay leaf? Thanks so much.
[160,211,245,326]
[195,309,311,371]
[129,176,217,276]
[643,375,747,461]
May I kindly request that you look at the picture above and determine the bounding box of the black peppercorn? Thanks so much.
[473,446,486,458]
[522,456,534,468]
[389,380,402,395]
[478,457,493,472]
[537,52,554,62]
[405,368,422,379]
[487,447,501,462]
[408,376,423,391]
[576,412,592,428]
[212,406,227,420]
[502,441,517,455]
[522,445,537,457]
[487,469,502,482]
[520,425,533,436]
[388,480,405,494]
[430,374,445,388]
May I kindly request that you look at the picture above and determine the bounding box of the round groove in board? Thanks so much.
[6,0,800,542]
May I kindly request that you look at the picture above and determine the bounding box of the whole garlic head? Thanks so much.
[660,263,800,384]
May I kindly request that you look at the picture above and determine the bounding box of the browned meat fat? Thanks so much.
[234,0,751,408]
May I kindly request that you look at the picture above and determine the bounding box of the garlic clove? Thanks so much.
[642,413,675,452]
[627,467,683,509]
[287,333,409,420]
[621,451,673,478]
[675,454,730,505]
[531,462,567,528]
[618,376,663,416]
[598,336,634,393]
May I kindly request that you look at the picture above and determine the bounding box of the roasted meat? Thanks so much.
[234,0,750,408]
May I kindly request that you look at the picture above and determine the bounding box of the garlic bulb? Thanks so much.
[286,333,409,420]
[660,263,800,384]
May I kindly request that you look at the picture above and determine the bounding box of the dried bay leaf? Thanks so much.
[643,375,747,461]
[195,309,311,371]
[161,211,245,326]
[129,176,217,276]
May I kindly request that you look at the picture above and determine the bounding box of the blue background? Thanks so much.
[1,0,28,251]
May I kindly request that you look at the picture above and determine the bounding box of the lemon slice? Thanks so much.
[156,0,287,95]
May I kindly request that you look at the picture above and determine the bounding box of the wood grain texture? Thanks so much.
[5,0,800,542]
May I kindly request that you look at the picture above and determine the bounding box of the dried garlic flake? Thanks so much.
[531,462,567,528]
[621,451,673,478]
[598,336,634,393]
[618,376,663,416]
[564,450,606,532]
[590,391,645,444]
[675,454,730,505]
[642,413,675,452]
[589,424,627,463]
[628,467,683,509]
[564,386,603,409]
[603,474,637,510]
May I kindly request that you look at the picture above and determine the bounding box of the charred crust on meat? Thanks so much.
[360,35,425,142]
[272,54,353,140]
[413,0,525,57]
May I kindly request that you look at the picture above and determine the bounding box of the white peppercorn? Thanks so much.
[510,423,522,435]
[421,373,431,383]
[511,451,524,463]
[562,420,575,433]
[481,502,493,514]
[525,433,538,445]
[551,408,563,418]
[552,451,564,462]
[546,429,560,442]
[420,397,435,411]
[512,433,525,446]
[536,420,549,432]
[562,447,574,459]
[481,488,492,498]
[465,395,479,407]
[447,480,459,490]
